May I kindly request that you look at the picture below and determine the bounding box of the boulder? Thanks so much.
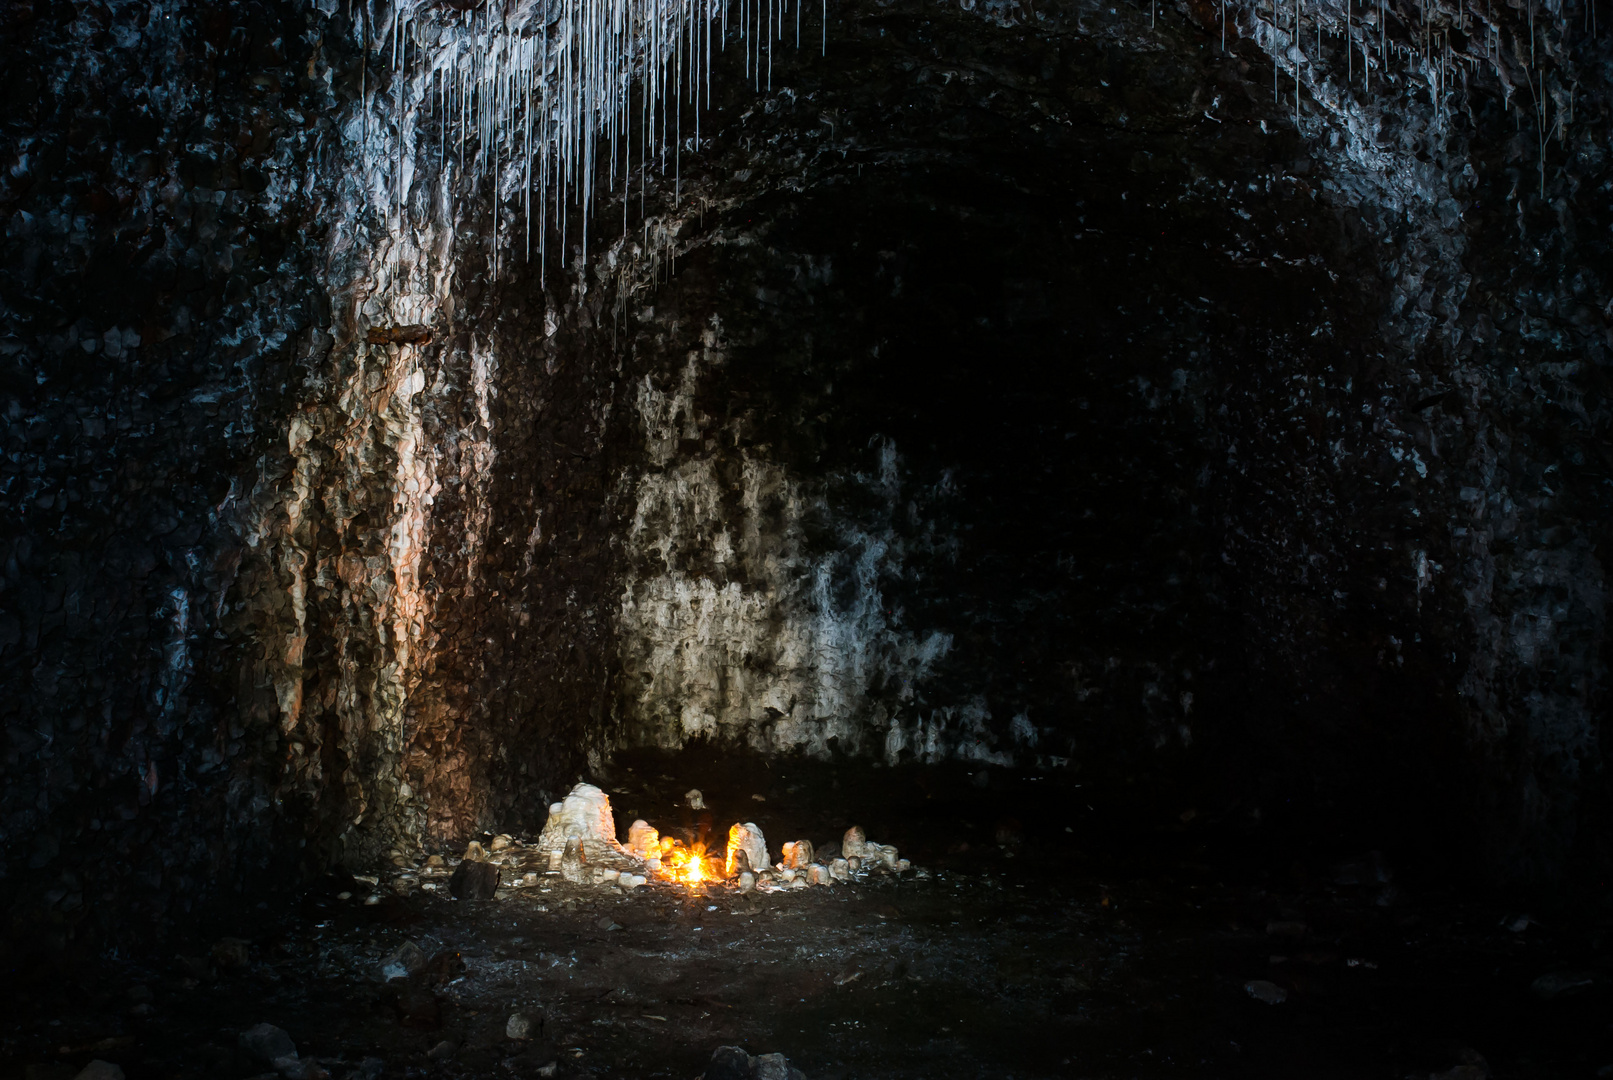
[449,860,500,899]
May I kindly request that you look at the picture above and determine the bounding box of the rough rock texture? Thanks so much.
[2,0,1610,960]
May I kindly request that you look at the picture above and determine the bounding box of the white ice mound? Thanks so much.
[536,783,644,874]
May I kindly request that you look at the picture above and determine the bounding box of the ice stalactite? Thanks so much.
[340,0,821,276]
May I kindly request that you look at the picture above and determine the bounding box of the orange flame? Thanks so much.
[653,836,719,887]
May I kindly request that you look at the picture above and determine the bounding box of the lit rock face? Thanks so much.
[617,355,952,758]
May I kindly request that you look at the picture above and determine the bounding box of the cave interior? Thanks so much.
[2,0,1612,1076]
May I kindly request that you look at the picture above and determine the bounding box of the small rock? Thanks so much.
[212,937,251,970]
[72,1063,124,1080]
[449,860,501,900]
[1430,1047,1489,1080]
[704,1046,752,1080]
[842,826,868,859]
[395,985,441,1028]
[596,916,621,931]
[1243,980,1287,1005]
[506,1013,535,1040]
[380,940,426,982]
[426,1039,458,1062]
[239,1023,298,1064]
[463,841,488,862]
[1529,970,1597,1000]
[737,871,756,893]
[536,1064,558,1078]
[424,855,445,869]
[751,794,766,802]
[490,834,514,852]
[686,789,707,810]
[752,1053,791,1080]
[621,873,647,889]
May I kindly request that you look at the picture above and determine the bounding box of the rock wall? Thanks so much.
[1,0,1609,961]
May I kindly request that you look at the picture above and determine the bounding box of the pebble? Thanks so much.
[506,1013,535,1040]
[490,834,514,852]
[1243,980,1288,1005]
[239,1023,297,1065]
[1529,970,1597,1000]
[379,940,426,982]
[426,1039,458,1062]
[212,937,251,970]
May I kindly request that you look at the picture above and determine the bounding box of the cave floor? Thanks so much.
[4,758,1608,1080]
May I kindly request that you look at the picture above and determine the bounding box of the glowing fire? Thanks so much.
[653,837,720,887]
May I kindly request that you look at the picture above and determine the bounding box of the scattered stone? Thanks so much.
[751,794,766,802]
[490,834,514,852]
[380,940,427,982]
[621,873,647,889]
[1430,1048,1489,1080]
[1529,970,1597,1000]
[506,1013,535,1040]
[705,1046,754,1080]
[426,1039,458,1062]
[424,855,445,869]
[536,1064,558,1078]
[394,985,441,1028]
[685,789,707,810]
[726,822,769,878]
[239,1024,298,1065]
[212,937,251,970]
[1243,980,1288,1005]
[781,840,814,870]
[72,1063,124,1080]
[449,860,501,900]
[596,916,622,931]
[703,1045,809,1080]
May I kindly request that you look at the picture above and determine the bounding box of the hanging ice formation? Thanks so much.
[351,0,820,280]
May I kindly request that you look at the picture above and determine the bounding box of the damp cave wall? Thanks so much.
[2,0,1612,959]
